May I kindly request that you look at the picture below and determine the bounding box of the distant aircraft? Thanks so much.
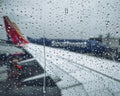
[0,38,25,58]
[3,16,120,96]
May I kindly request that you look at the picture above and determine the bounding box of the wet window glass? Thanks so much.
[0,0,120,96]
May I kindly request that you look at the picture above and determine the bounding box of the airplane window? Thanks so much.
[0,0,120,96]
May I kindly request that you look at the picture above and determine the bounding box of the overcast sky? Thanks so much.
[0,0,120,40]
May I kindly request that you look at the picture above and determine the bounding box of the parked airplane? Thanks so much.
[3,16,120,96]
[27,37,112,56]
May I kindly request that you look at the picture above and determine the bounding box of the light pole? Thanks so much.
[43,33,46,95]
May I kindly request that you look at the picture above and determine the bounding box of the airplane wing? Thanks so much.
[3,16,120,96]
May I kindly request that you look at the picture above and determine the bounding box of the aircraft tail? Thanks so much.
[3,16,29,45]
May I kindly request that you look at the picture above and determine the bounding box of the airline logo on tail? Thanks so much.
[3,16,29,45]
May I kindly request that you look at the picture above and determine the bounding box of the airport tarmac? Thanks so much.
[0,63,61,96]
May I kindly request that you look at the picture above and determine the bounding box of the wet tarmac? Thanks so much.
[0,60,61,96]
[0,81,61,96]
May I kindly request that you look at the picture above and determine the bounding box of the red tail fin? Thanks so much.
[3,16,29,45]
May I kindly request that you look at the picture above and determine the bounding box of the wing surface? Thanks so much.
[25,43,120,96]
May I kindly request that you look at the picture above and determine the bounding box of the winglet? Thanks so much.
[3,16,29,45]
